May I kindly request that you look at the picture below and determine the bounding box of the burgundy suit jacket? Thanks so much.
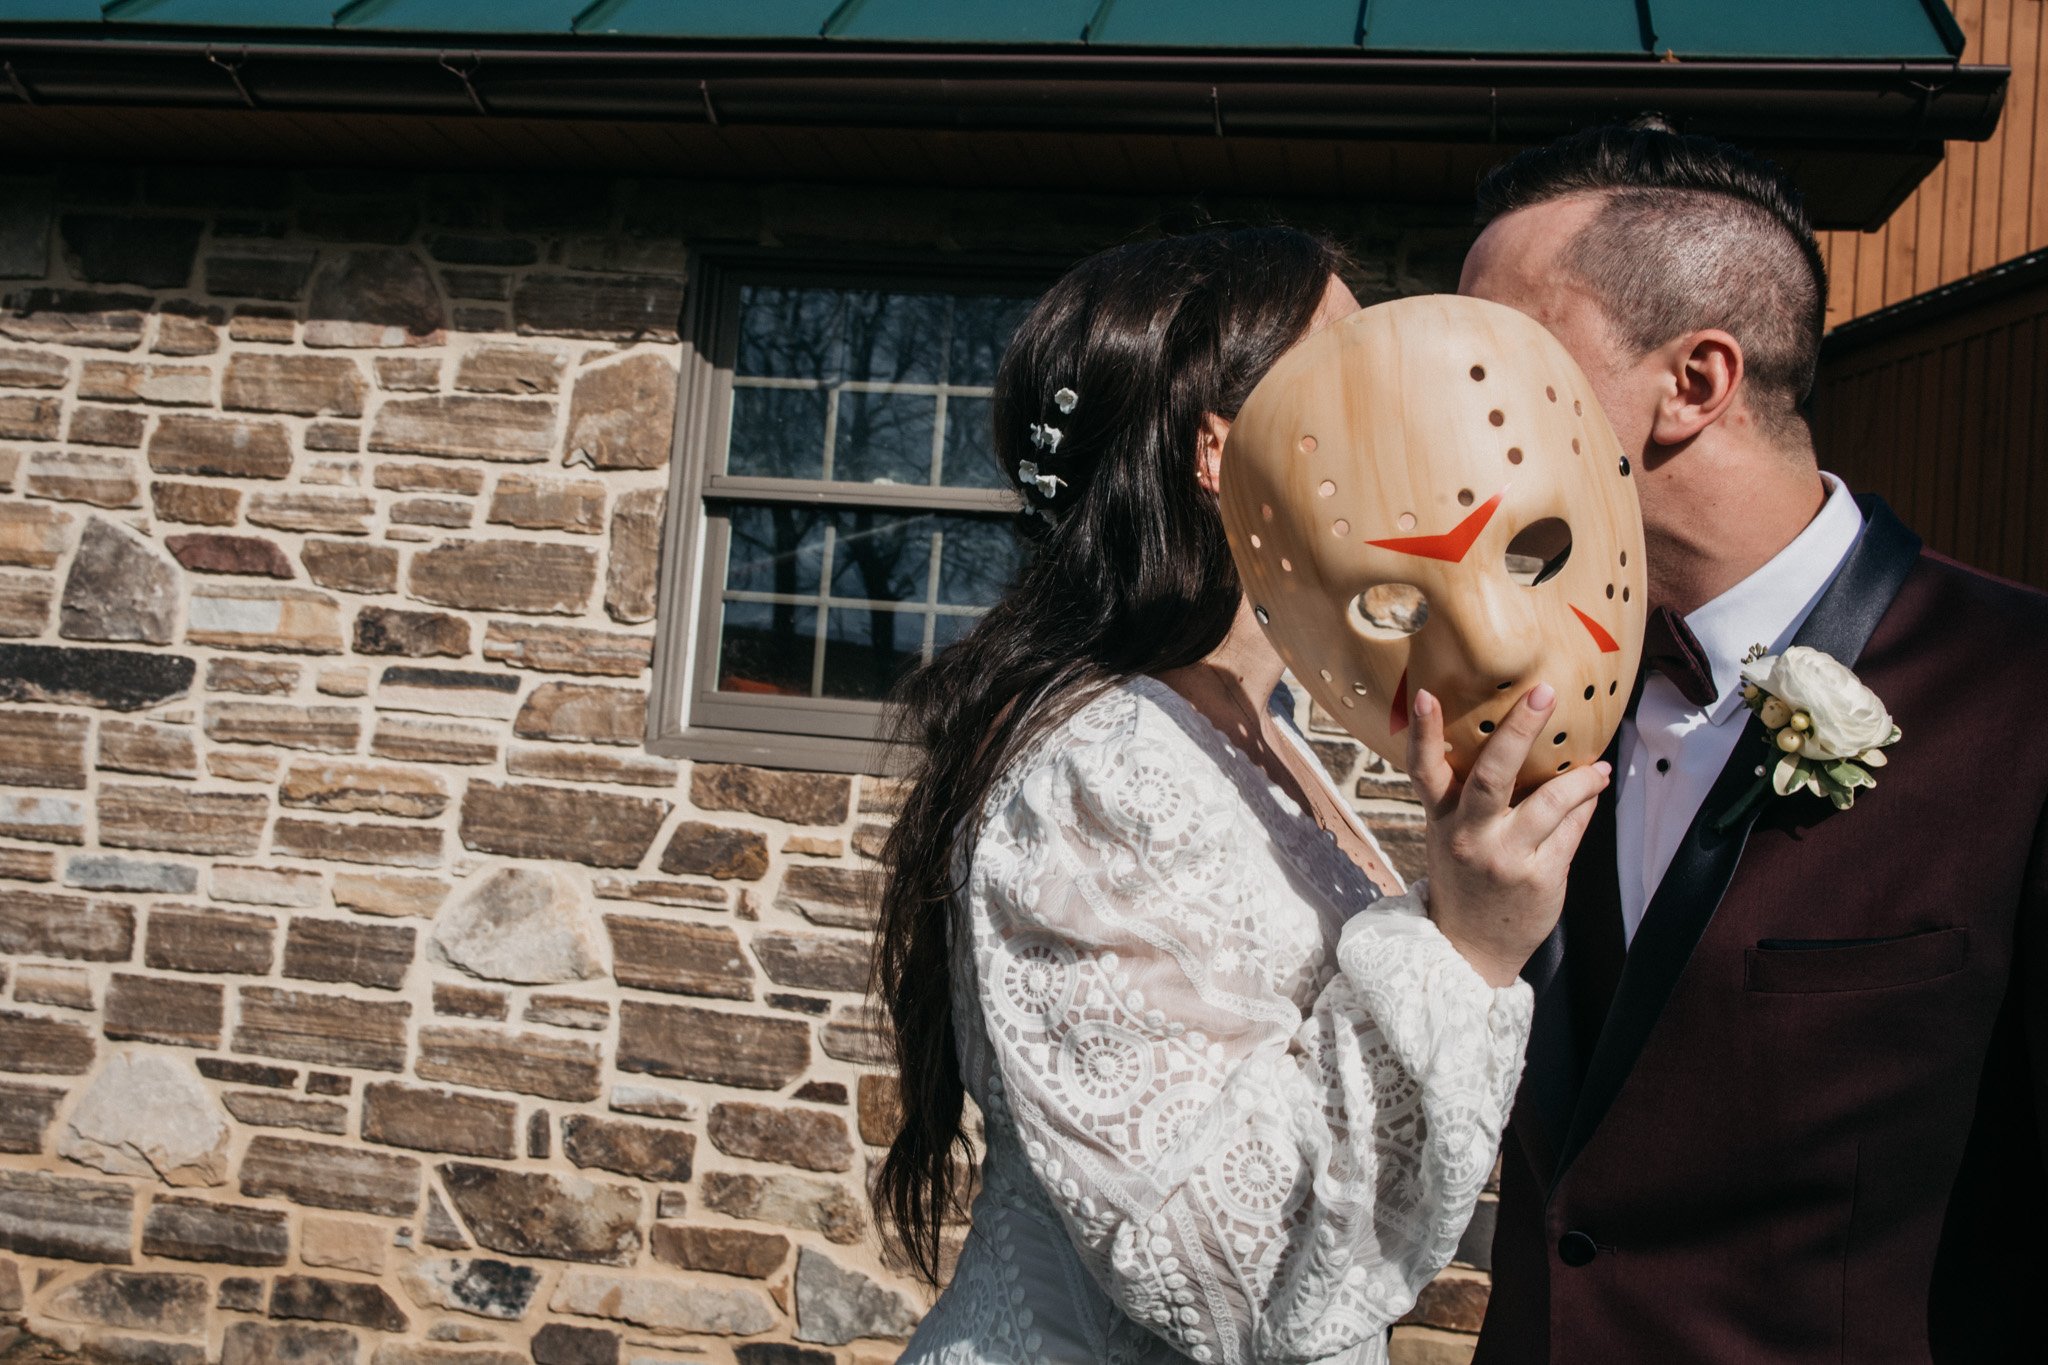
[1474,498,2048,1364]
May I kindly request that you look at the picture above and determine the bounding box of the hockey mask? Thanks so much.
[1221,293,1647,789]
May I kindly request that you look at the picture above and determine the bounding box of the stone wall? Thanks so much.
[0,164,1475,1364]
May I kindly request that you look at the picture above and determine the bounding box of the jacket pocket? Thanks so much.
[1743,926,1969,994]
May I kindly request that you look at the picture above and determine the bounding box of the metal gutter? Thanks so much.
[1822,245,2048,356]
[0,33,2008,146]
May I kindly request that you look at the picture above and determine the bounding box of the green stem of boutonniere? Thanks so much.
[1711,774,1771,834]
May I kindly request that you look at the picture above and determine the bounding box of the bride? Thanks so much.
[872,227,1606,1364]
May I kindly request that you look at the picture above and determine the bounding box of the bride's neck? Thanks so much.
[1156,597,1287,716]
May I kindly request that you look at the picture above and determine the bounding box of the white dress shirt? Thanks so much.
[1615,473,1864,944]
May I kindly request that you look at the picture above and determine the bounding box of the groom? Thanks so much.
[1457,121,2048,1361]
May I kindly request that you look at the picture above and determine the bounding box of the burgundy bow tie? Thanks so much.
[1641,605,1718,708]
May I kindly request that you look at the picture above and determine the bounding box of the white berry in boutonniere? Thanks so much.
[1715,644,1900,830]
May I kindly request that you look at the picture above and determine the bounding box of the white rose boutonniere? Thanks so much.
[1713,644,1901,831]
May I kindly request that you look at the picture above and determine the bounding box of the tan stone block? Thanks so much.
[512,680,645,745]
[0,889,133,961]
[13,963,93,1010]
[369,716,499,765]
[103,972,223,1048]
[98,782,267,855]
[206,655,302,695]
[70,404,147,448]
[821,1002,891,1065]
[566,351,677,470]
[145,904,276,975]
[187,582,346,654]
[361,1081,518,1159]
[302,538,398,593]
[0,1007,97,1074]
[23,450,143,508]
[209,750,280,781]
[0,393,60,440]
[409,538,598,615]
[0,790,86,844]
[239,1135,420,1217]
[782,833,845,857]
[281,759,448,818]
[606,916,752,1001]
[708,1100,853,1173]
[0,708,88,788]
[0,346,69,388]
[485,471,604,534]
[440,1162,641,1266]
[0,568,52,635]
[453,344,565,395]
[649,1223,789,1279]
[223,354,366,417]
[246,490,376,535]
[353,605,471,657]
[204,700,361,752]
[390,497,472,529]
[617,999,808,1091]
[524,993,608,1030]
[333,869,449,918]
[372,461,484,494]
[78,359,214,407]
[457,780,668,868]
[272,815,444,869]
[560,1113,694,1182]
[0,843,56,882]
[699,1171,865,1245]
[222,1090,349,1135]
[415,1025,603,1102]
[590,875,729,909]
[602,486,663,623]
[211,863,325,907]
[283,916,416,989]
[0,501,74,568]
[151,480,241,526]
[480,620,651,677]
[234,985,411,1072]
[504,744,678,788]
[775,864,882,930]
[148,413,293,479]
[857,1073,902,1147]
[692,763,851,826]
[318,665,371,697]
[368,395,557,462]
[753,928,869,995]
[300,1216,389,1275]
[431,982,506,1019]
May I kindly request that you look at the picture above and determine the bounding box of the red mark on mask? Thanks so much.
[1389,668,1410,735]
[1571,605,1621,653]
[1367,488,1505,563]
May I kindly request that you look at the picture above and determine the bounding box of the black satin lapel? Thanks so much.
[1553,496,1923,1177]
[1517,739,1622,1187]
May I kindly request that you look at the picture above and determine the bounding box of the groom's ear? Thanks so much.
[1647,329,1743,448]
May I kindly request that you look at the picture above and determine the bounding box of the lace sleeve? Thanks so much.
[966,710,1533,1364]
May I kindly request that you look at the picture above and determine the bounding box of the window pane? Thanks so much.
[940,394,1003,489]
[842,291,948,385]
[728,386,829,479]
[828,509,931,605]
[717,600,817,697]
[725,504,826,596]
[738,286,841,380]
[950,295,1034,386]
[821,608,924,700]
[835,390,936,485]
[936,515,1026,606]
[931,611,979,653]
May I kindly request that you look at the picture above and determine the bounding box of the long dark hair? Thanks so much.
[871,226,1349,1284]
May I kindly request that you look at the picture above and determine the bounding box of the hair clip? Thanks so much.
[1017,459,1066,500]
[1054,387,1078,414]
[1027,422,1063,454]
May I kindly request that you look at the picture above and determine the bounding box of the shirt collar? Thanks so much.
[1686,471,1864,725]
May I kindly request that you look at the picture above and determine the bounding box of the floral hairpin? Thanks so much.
[1017,459,1066,500]
[1027,423,1063,454]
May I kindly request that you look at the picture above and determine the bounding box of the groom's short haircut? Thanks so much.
[1474,117,1826,442]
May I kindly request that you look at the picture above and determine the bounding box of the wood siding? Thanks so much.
[1812,259,2048,588]
[1819,0,2048,325]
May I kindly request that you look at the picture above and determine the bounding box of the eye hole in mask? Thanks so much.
[1503,517,1573,587]
[1349,583,1430,638]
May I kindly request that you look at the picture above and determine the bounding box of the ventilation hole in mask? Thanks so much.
[1250,533,1262,549]
[1470,365,1487,381]
[1583,685,1596,700]
[1457,489,1475,507]
[1558,760,1572,772]
[1574,399,1583,415]
[1301,435,1319,455]
[1331,519,1350,538]
[1605,583,1614,599]
[1622,586,1631,602]
[1319,668,1334,682]
[1620,550,1628,566]
[1489,409,1506,427]
[1254,605,1270,625]
[1504,518,1572,586]
[1546,386,1557,402]
[1349,584,1429,638]
[1398,512,1417,531]
[1609,680,1619,696]
[1261,504,1274,522]
[1479,720,1496,734]
[1497,680,1513,691]
[1507,446,1524,466]
[1280,557,1293,573]
[1352,682,1369,695]
[1341,695,1355,708]
[1554,732,1568,746]
[1318,480,1336,497]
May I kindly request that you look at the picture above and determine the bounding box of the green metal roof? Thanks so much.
[4,0,1969,60]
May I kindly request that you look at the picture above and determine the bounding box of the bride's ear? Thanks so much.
[1195,413,1233,496]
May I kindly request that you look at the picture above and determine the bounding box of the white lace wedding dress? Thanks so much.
[898,676,1534,1365]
